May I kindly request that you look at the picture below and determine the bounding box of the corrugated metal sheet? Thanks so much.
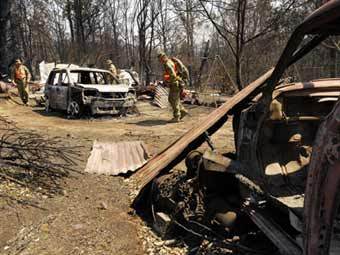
[153,86,169,108]
[85,140,150,175]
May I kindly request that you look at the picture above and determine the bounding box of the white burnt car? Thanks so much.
[44,67,136,117]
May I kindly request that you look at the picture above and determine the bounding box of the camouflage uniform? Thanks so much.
[106,60,117,84]
[11,61,31,105]
[162,57,187,121]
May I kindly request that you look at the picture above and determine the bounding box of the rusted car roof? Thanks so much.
[85,140,150,175]
[273,79,340,97]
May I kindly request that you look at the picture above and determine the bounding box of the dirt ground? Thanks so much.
[0,97,234,255]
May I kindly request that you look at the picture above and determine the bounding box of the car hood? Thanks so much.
[76,84,130,93]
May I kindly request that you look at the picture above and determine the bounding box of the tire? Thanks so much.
[67,100,83,118]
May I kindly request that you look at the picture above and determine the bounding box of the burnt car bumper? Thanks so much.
[87,97,136,115]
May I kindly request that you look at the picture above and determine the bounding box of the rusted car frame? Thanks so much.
[303,100,340,255]
[133,1,340,255]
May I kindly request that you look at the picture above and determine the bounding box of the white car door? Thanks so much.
[46,71,60,109]
[55,70,69,110]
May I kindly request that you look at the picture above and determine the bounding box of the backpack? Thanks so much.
[171,57,189,80]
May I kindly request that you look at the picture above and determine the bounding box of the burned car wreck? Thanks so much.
[45,67,136,117]
[133,1,340,255]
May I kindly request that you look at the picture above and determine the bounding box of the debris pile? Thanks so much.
[138,162,277,254]
[137,224,186,255]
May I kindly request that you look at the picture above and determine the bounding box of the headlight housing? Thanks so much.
[84,89,98,97]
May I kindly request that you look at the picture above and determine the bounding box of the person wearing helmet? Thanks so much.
[11,59,31,105]
[105,59,118,84]
[158,51,188,122]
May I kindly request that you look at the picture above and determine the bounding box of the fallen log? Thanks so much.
[132,68,274,205]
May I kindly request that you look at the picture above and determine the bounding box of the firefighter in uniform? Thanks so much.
[158,52,188,122]
[11,59,31,105]
[105,59,118,83]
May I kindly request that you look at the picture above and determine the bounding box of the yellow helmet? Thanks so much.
[106,59,113,65]
[157,51,167,58]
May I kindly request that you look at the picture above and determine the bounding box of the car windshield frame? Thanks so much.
[70,70,120,85]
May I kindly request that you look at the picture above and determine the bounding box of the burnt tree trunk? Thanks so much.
[66,0,75,43]
[0,0,12,73]
[74,0,86,62]
[197,40,210,88]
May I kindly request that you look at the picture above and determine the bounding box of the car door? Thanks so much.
[46,71,60,109]
[55,70,70,110]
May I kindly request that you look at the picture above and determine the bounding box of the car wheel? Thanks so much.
[67,100,83,118]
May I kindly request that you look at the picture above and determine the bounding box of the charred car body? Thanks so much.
[45,67,136,117]
[133,1,340,255]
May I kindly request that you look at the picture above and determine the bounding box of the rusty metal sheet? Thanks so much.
[153,85,169,108]
[303,99,340,255]
[132,68,273,197]
[276,79,340,91]
[273,80,340,98]
[85,140,150,175]
[281,91,340,98]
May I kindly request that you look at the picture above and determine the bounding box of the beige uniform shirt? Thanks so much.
[108,64,117,77]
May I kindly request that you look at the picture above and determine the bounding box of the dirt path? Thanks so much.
[0,99,234,254]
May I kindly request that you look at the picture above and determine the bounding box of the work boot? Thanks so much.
[169,117,181,123]
[180,110,188,119]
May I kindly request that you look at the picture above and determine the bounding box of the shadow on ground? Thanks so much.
[32,107,136,121]
[134,119,169,126]
[32,107,68,119]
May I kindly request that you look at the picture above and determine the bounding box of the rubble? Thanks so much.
[99,201,108,210]
[137,223,186,255]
